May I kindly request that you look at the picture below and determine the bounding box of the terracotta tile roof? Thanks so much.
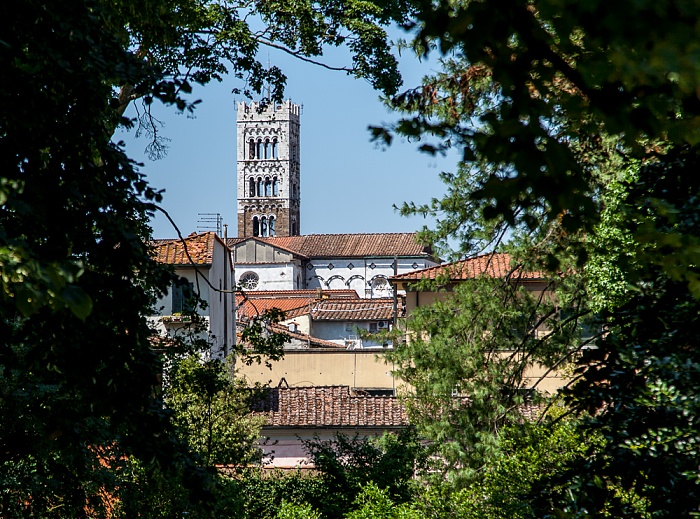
[228,233,433,259]
[236,296,312,318]
[310,298,395,321]
[151,232,219,266]
[252,386,408,428]
[390,253,542,282]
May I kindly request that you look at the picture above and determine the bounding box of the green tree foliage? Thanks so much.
[231,431,424,519]
[1,0,406,515]
[379,0,700,514]
[276,500,323,519]
[165,355,265,467]
[388,270,586,480]
[301,430,425,513]
[533,146,700,518]
[344,483,420,519]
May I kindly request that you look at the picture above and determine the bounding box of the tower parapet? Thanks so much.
[236,100,301,238]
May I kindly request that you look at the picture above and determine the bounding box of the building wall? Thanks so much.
[237,350,401,390]
[236,262,301,291]
[151,243,234,359]
[207,238,235,358]
[305,257,437,297]
[261,427,401,469]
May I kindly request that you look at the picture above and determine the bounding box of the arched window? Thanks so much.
[265,139,272,159]
[272,139,279,158]
[260,216,268,237]
[370,276,391,298]
[268,216,275,236]
[272,177,279,196]
[256,140,264,159]
[252,216,259,237]
[257,177,263,197]
[264,178,272,197]
[248,138,255,159]
[248,177,255,197]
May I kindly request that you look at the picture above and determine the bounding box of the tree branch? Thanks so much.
[253,37,353,72]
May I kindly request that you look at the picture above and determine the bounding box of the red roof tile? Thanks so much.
[151,232,219,266]
[253,386,408,427]
[390,253,542,282]
[310,298,395,321]
[236,296,312,318]
[228,233,433,259]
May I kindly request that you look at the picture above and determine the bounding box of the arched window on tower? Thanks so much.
[265,139,272,159]
[256,139,264,159]
[264,178,271,197]
[248,177,255,197]
[272,139,278,158]
[268,216,275,236]
[252,216,259,237]
[248,139,255,159]
[260,216,268,237]
[257,177,263,197]
[272,177,279,196]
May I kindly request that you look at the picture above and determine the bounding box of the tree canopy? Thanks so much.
[0,0,408,515]
[381,0,700,515]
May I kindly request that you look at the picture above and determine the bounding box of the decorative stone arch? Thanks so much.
[345,274,365,287]
[308,275,324,283]
[325,275,346,289]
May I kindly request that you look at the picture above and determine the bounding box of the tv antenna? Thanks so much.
[197,213,223,236]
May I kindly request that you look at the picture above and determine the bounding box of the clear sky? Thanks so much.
[116,33,458,239]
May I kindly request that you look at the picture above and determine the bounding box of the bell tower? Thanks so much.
[236,101,301,238]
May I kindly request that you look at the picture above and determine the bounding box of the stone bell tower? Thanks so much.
[236,101,301,238]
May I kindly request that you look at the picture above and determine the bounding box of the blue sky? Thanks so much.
[116,33,458,239]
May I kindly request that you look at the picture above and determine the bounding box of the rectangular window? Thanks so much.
[369,322,378,333]
[172,281,194,314]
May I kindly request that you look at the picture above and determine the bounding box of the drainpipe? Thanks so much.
[392,255,398,327]
[223,224,229,359]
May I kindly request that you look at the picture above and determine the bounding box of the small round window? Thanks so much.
[240,271,259,290]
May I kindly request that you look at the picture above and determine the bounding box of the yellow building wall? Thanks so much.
[237,350,402,390]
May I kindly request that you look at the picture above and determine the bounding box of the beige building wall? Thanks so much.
[237,348,569,394]
[237,350,402,390]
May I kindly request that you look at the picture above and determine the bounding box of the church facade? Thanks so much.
[228,233,437,297]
